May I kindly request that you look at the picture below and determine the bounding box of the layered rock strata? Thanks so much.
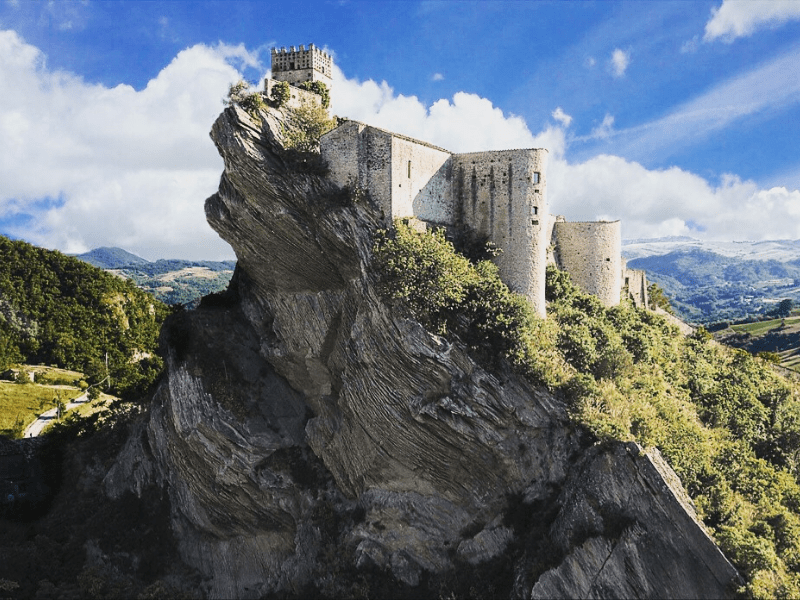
[106,105,739,599]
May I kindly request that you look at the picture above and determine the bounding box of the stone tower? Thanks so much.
[271,44,333,88]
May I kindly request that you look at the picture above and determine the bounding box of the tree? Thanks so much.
[270,81,291,108]
[647,282,673,314]
[297,81,330,108]
[283,101,337,152]
[773,299,793,318]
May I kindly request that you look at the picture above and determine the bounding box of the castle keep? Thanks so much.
[265,44,333,109]
[269,42,647,316]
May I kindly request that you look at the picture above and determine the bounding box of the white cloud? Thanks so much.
[590,114,615,139]
[329,65,560,154]
[551,107,572,127]
[550,156,800,241]
[705,0,800,42]
[431,72,444,81]
[0,30,245,259]
[610,48,630,77]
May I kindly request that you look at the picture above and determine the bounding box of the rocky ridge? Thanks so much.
[105,104,740,598]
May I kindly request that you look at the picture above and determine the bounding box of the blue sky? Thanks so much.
[1,0,800,259]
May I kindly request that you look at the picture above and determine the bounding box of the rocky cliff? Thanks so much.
[105,105,740,598]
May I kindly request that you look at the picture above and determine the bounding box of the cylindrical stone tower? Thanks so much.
[553,221,622,307]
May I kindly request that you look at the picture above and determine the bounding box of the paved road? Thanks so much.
[22,393,89,438]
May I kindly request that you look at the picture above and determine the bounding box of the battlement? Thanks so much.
[271,43,333,86]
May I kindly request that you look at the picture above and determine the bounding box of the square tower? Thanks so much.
[271,44,333,88]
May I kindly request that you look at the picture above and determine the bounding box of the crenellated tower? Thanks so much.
[271,44,333,88]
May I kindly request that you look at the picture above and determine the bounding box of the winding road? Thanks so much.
[22,393,89,438]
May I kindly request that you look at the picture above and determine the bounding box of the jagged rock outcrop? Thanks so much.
[105,105,740,598]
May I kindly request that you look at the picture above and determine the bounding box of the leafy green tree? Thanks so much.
[269,80,291,108]
[297,80,331,108]
[773,299,794,318]
[283,101,337,152]
[647,282,673,313]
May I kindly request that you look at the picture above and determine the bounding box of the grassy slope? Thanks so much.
[715,312,800,373]
[0,366,87,437]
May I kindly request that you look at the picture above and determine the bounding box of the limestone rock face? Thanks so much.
[105,105,740,598]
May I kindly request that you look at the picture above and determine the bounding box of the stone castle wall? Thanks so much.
[321,122,630,315]
[264,79,322,110]
[453,150,548,316]
[321,122,392,217]
[623,265,649,308]
[553,221,622,306]
[391,135,453,223]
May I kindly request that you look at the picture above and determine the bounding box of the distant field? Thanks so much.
[0,366,86,437]
[717,313,800,374]
[0,381,83,437]
[731,316,800,337]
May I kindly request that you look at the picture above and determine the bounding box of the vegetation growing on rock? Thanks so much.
[225,80,267,120]
[374,220,800,599]
[283,101,337,152]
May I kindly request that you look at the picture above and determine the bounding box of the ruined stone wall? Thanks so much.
[390,136,452,223]
[453,149,548,316]
[624,267,649,308]
[553,221,622,307]
[320,123,393,218]
[264,79,322,110]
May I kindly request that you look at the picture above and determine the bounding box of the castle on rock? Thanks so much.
[270,44,648,317]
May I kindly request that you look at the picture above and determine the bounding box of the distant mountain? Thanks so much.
[623,238,800,262]
[74,247,149,269]
[627,246,800,324]
[73,248,236,305]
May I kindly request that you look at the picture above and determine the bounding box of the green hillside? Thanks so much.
[378,222,800,598]
[0,236,169,399]
[714,313,800,373]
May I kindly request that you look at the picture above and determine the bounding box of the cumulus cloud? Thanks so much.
[550,157,800,241]
[705,0,800,42]
[3,29,799,264]
[0,30,252,260]
[610,49,630,77]
[330,65,562,154]
[551,107,572,127]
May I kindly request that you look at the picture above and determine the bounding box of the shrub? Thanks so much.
[373,222,567,387]
[283,101,337,152]
[225,80,267,120]
[269,80,291,108]
[297,80,331,108]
